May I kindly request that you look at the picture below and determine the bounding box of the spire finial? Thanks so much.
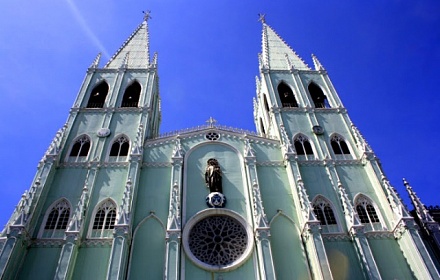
[142,10,152,22]
[258,13,266,23]
[206,117,217,128]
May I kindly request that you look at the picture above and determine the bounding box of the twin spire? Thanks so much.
[95,13,321,71]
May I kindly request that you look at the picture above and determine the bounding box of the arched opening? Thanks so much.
[277,82,298,108]
[259,118,266,136]
[293,134,314,159]
[312,196,339,233]
[69,135,91,162]
[41,199,71,238]
[263,94,270,112]
[109,136,130,161]
[90,199,117,238]
[121,81,141,107]
[330,135,350,155]
[355,195,382,231]
[87,81,109,108]
[308,82,329,108]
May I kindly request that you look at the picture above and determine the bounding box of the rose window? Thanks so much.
[183,210,253,271]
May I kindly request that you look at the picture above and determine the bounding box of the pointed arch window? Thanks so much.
[91,200,117,238]
[330,134,350,157]
[69,135,91,162]
[121,81,141,107]
[308,82,329,108]
[277,82,298,108]
[312,197,339,233]
[293,134,314,159]
[259,118,266,136]
[87,81,109,108]
[41,199,71,238]
[355,195,382,231]
[263,94,270,112]
[109,136,130,161]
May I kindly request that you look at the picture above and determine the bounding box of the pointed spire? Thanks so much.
[260,18,310,71]
[104,12,152,68]
[90,53,101,68]
[311,54,325,71]
[405,178,436,223]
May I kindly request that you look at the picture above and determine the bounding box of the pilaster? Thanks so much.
[164,138,184,280]
[244,139,276,280]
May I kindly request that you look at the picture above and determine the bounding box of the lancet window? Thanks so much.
[277,82,298,108]
[41,199,71,238]
[90,200,117,238]
[355,195,382,231]
[121,81,141,107]
[330,134,351,156]
[86,81,109,108]
[293,134,314,159]
[312,197,339,233]
[263,94,270,112]
[308,82,329,108]
[69,135,91,162]
[109,135,130,161]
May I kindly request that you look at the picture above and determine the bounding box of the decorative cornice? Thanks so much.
[30,239,65,247]
[142,162,172,168]
[255,161,284,167]
[81,239,113,247]
[322,233,351,241]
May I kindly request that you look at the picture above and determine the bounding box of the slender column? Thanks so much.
[244,139,276,280]
[53,234,79,280]
[164,139,184,280]
[350,227,382,280]
[302,223,333,280]
[0,225,26,279]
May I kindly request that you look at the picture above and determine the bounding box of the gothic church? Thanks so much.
[1,15,439,280]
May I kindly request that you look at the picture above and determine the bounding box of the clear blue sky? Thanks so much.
[1,1,439,228]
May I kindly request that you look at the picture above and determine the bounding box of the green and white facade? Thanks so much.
[1,17,439,280]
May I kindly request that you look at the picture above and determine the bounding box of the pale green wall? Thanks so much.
[369,239,413,279]
[72,247,111,280]
[18,247,61,280]
[323,240,364,280]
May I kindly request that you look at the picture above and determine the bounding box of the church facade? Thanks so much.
[1,15,439,280]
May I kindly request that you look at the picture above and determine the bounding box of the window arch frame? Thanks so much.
[354,194,385,231]
[293,133,315,160]
[107,134,130,162]
[66,134,92,162]
[311,195,342,233]
[329,133,352,159]
[86,80,109,108]
[307,81,330,108]
[88,199,118,238]
[277,81,298,108]
[38,198,72,239]
[120,80,142,108]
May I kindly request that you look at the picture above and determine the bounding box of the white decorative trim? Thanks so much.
[31,239,65,247]
[82,239,113,247]
[255,161,284,167]
[321,233,351,241]
[142,162,172,168]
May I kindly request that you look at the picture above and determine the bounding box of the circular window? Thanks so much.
[205,132,220,141]
[183,209,253,272]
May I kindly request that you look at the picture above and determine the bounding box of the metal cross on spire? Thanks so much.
[258,13,266,23]
[142,10,152,22]
[206,117,217,128]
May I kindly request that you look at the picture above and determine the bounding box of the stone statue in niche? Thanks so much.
[205,158,223,193]
[204,158,226,208]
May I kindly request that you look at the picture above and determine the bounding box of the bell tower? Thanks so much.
[254,16,440,280]
[0,14,161,279]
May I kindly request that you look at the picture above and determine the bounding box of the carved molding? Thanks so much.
[142,162,172,168]
[81,239,113,247]
[255,161,284,167]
